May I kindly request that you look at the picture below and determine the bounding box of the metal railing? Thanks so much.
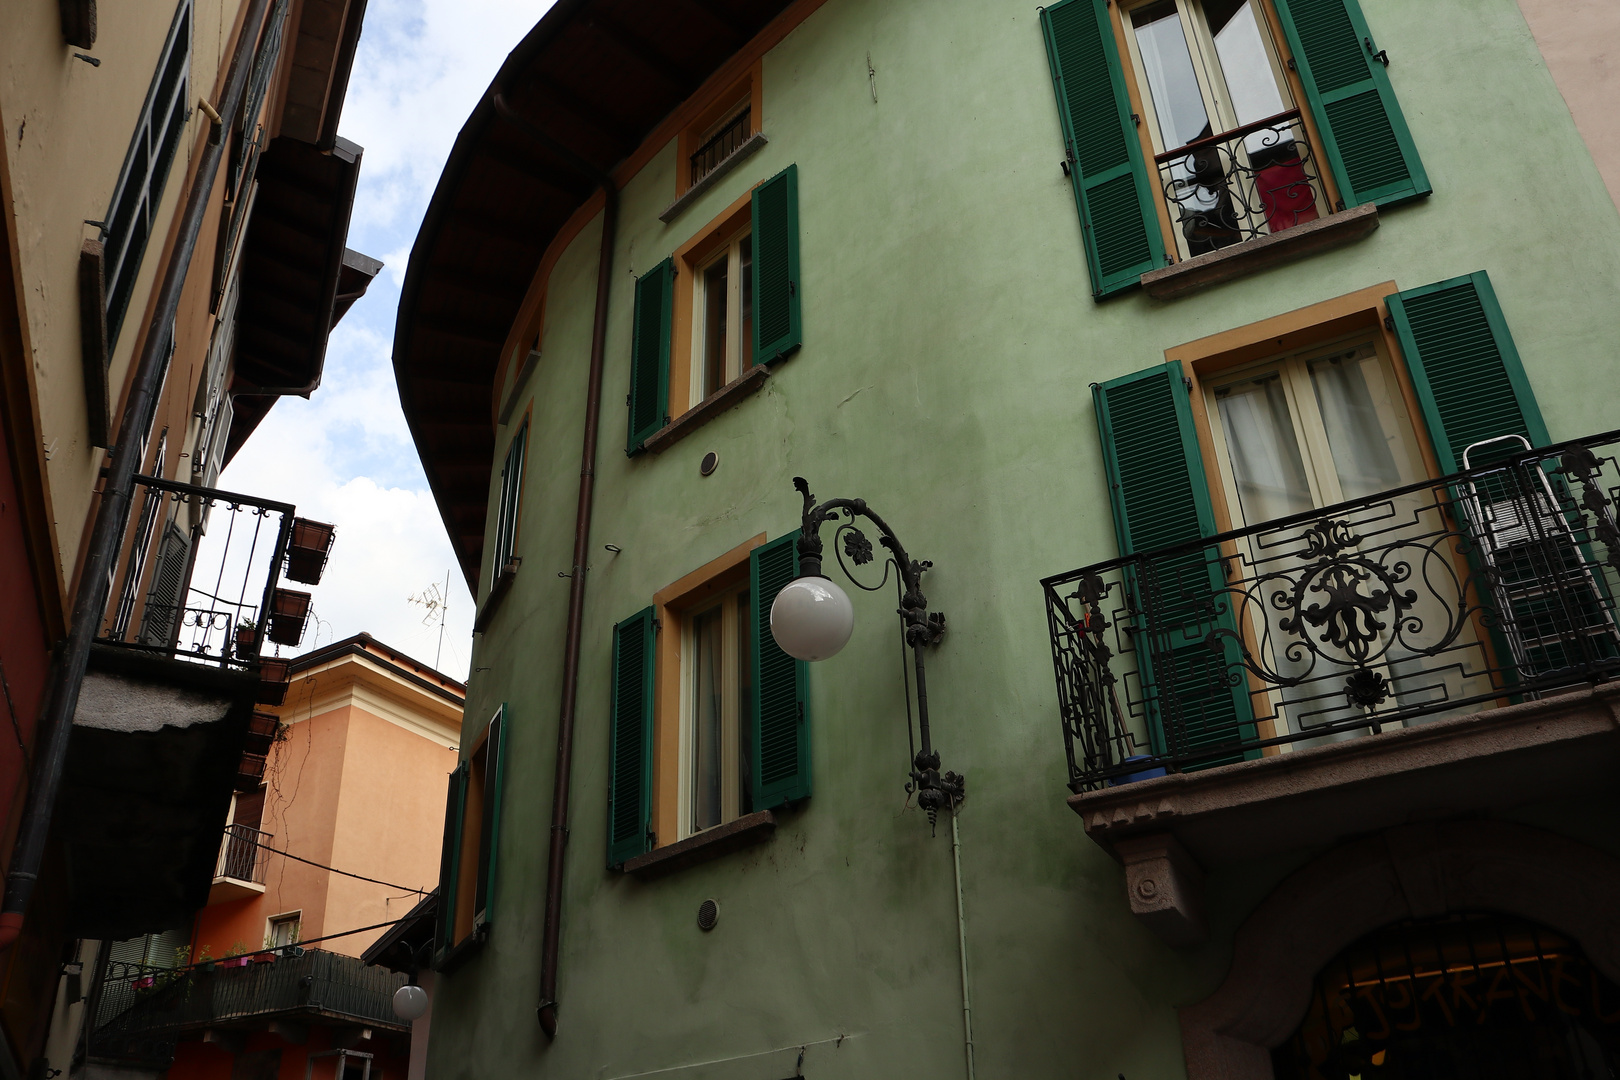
[1044,431,1620,791]
[690,106,751,187]
[1154,109,1328,256]
[92,949,408,1047]
[100,474,296,667]
[215,823,271,883]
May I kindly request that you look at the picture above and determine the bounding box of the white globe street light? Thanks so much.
[770,477,963,831]
[393,983,429,1021]
[770,575,854,661]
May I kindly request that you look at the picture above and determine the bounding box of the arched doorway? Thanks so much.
[1273,912,1620,1078]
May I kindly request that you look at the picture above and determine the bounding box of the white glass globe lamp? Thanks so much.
[393,983,429,1021]
[770,575,855,661]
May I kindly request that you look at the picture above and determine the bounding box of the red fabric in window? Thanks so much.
[1258,160,1320,233]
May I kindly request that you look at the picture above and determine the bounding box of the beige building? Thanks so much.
[0,0,374,1075]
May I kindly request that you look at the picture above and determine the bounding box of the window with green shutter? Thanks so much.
[751,164,802,363]
[626,260,674,455]
[1094,362,1256,763]
[1040,0,1166,298]
[1272,0,1429,209]
[608,607,656,868]
[1039,0,1427,285]
[435,706,508,958]
[1386,271,1548,474]
[750,533,810,808]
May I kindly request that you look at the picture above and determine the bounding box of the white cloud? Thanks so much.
[218,0,557,680]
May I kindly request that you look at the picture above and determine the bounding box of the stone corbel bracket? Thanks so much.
[1115,832,1206,947]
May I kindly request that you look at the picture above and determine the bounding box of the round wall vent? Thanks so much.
[699,451,719,476]
[697,898,719,931]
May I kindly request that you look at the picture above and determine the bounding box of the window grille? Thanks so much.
[690,107,750,188]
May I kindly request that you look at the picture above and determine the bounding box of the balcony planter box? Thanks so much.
[219,957,252,969]
[242,710,279,756]
[234,624,257,659]
[235,752,267,792]
[284,519,335,585]
[131,975,156,990]
[267,589,312,647]
[256,658,290,706]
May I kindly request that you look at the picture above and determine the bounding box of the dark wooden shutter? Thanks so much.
[607,608,655,867]
[1094,363,1255,764]
[751,164,802,364]
[750,533,810,809]
[1039,0,1165,299]
[139,521,191,646]
[1272,0,1429,208]
[474,706,506,929]
[1386,271,1548,474]
[626,259,673,454]
[435,763,468,953]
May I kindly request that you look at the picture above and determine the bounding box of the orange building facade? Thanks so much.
[92,635,461,1080]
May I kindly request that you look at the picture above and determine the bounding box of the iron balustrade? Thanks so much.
[1154,109,1328,256]
[1043,431,1620,792]
[99,474,296,667]
[215,823,271,883]
[690,106,751,187]
[91,949,408,1049]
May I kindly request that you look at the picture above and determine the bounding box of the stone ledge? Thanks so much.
[1140,202,1380,301]
[642,365,769,455]
[472,558,519,634]
[623,809,776,880]
[1070,681,1620,868]
[659,132,769,224]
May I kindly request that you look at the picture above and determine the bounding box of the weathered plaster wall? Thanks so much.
[432,0,1620,1077]
[1516,0,1620,212]
[0,0,243,601]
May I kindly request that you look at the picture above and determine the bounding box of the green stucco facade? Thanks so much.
[418,0,1620,1075]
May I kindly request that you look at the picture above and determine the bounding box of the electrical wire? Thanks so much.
[249,837,428,895]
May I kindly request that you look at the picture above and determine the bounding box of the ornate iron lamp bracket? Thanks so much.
[793,477,963,829]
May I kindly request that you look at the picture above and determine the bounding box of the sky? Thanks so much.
[219,0,558,681]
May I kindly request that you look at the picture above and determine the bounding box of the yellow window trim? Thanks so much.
[668,190,757,419]
[649,532,767,850]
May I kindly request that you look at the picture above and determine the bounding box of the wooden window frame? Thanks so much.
[1106,0,1345,263]
[675,63,763,199]
[650,533,767,849]
[490,410,531,593]
[668,192,757,419]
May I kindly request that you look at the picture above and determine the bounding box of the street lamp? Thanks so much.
[770,477,964,830]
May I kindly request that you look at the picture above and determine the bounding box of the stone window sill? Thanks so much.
[622,809,776,880]
[1140,202,1380,301]
[434,923,486,974]
[472,558,520,634]
[642,365,769,455]
[659,131,768,225]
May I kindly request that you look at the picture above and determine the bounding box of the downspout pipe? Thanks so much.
[0,0,276,949]
[488,91,616,1041]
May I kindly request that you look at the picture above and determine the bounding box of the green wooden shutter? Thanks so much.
[1094,363,1255,764]
[1039,0,1165,299]
[435,763,468,953]
[750,533,810,809]
[1386,271,1548,474]
[474,705,507,930]
[1272,0,1429,208]
[607,607,655,868]
[626,259,673,454]
[751,164,802,364]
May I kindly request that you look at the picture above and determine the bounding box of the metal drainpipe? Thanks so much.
[0,0,276,950]
[950,806,976,1080]
[487,92,617,1040]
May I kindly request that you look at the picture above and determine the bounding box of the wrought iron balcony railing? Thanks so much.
[1155,109,1329,256]
[99,474,312,667]
[91,948,407,1061]
[215,823,271,883]
[1043,431,1620,792]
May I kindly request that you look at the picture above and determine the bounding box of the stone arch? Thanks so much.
[1178,819,1620,1079]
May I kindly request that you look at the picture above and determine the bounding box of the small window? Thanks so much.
[491,422,527,590]
[693,228,754,402]
[1123,0,1327,259]
[266,912,300,950]
[690,103,751,189]
[685,584,753,835]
